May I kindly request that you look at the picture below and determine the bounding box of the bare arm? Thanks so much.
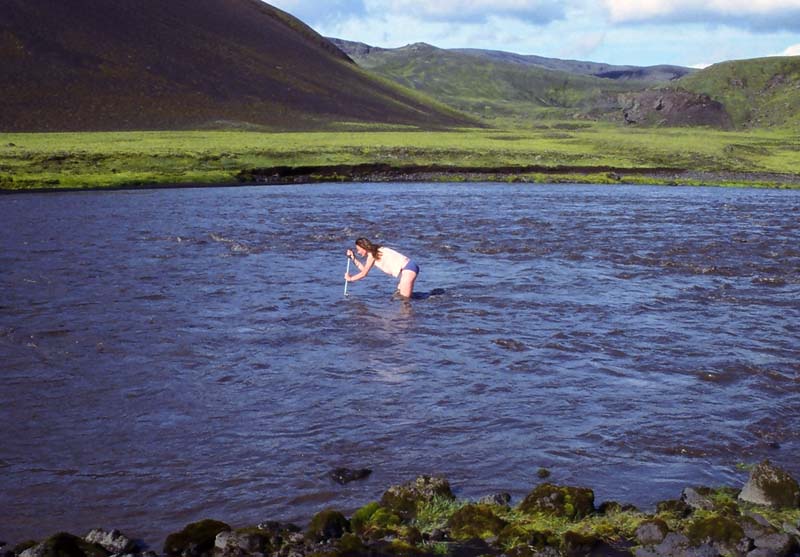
[345,250,374,282]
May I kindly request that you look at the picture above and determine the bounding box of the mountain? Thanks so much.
[331,39,694,82]
[328,39,692,124]
[450,48,693,82]
[0,0,473,132]
[678,56,800,128]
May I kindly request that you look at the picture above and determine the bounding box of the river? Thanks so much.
[1,183,798,547]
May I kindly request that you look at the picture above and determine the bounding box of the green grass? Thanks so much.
[679,56,800,129]
[1,123,799,190]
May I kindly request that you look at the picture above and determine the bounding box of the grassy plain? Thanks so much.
[1,122,799,191]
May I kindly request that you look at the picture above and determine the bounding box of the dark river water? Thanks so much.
[1,183,799,547]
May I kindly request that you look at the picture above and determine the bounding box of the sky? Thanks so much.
[266,0,800,68]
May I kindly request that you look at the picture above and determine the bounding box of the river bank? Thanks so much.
[2,164,800,194]
[2,126,799,191]
[236,164,800,189]
[5,462,800,557]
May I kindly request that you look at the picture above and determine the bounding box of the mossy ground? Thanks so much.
[1,123,798,191]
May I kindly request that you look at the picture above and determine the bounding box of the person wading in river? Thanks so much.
[345,237,419,299]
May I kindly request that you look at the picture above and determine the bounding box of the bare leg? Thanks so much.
[397,269,417,299]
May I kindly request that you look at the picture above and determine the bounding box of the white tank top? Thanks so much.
[374,247,409,277]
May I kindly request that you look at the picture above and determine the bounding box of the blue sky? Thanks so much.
[267,0,800,68]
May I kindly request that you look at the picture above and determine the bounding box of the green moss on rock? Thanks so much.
[561,531,599,556]
[498,525,559,552]
[655,499,693,518]
[331,533,368,557]
[381,476,455,519]
[518,483,595,520]
[350,502,381,535]
[446,504,509,540]
[686,514,745,547]
[163,519,231,557]
[306,509,350,543]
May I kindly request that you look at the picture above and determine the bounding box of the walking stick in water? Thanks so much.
[344,257,351,296]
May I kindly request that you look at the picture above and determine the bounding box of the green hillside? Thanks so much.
[331,41,661,125]
[679,56,800,129]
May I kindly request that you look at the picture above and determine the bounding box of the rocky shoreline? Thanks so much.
[4,461,800,557]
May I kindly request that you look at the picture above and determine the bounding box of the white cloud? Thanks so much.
[603,0,800,30]
[265,0,800,67]
[365,0,566,23]
[270,0,571,25]
[777,43,800,55]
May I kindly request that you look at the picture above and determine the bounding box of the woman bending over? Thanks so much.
[345,237,419,299]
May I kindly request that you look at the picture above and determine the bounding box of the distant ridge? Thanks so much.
[0,0,473,131]
[330,39,695,83]
[451,48,693,82]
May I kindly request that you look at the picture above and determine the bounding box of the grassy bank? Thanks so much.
[1,123,799,191]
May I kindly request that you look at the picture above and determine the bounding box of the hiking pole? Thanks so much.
[344,257,351,296]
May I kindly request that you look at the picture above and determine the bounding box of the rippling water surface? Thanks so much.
[1,183,799,546]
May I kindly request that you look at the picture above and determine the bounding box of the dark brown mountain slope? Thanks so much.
[0,0,472,131]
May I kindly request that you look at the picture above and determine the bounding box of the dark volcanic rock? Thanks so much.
[328,467,372,485]
[619,88,733,129]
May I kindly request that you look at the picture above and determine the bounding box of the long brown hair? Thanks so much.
[356,237,381,260]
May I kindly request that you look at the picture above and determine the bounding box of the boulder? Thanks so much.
[517,483,595,520]
[163,520,230,557]
[253,521,300,548]
[636,519,670,545]
[687,515,748,557]
[305,509,349,543]
[446,504,509,540]
[380,475,454,518]
[83,530,137,555]
[681,488,716,511]
[739,461,800,509]
[656,499,693,518]
[751,532,797,557]
[19,533,108,557]
[477,493,511,507]
[562,531,598,557]
[353,507,402,540]
[213,530,272,557]
[635,532,719,557]
[328,468,372,485]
